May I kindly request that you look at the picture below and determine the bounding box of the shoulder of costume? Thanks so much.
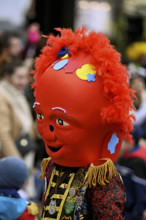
[39,157,119,187]
[86,158,119,187]
[39,157,52,179]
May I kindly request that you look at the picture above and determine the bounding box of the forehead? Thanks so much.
[36,65,107,121]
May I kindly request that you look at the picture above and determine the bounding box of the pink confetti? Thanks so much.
[64,59,82,73]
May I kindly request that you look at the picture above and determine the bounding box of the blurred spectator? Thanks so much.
[117,42,146,220]
[130,76,146,140]
[22,23,41,73]
[22,23,41,60]
[23,37,48,201]
[130,75,146,104]
[24,36,48,168]
[0,31,22,61]
[0,59,36,158]
[126,42,146,79]
[0,156,38,219]
[117,125,146,220]
[126,43,146,138]
[24,36,47,120]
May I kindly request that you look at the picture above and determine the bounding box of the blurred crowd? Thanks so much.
[0,17,146,220]
[0,23,48,219]
[117,42,146,220]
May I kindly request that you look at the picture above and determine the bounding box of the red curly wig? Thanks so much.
[32,27,135,141]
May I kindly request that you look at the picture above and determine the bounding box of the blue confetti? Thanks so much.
[108,133,119,154]
[54,59,69,71]
[57,46,70,57]
[87,73,96,82]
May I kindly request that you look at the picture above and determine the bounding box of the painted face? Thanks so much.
[34,54,121,167]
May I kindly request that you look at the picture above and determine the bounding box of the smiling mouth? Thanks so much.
[48,146,62,152]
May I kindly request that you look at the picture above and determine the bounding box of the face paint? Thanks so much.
[35,54,122,167]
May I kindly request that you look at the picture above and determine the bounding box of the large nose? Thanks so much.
[49,125,54,132]
[43,123,56,141]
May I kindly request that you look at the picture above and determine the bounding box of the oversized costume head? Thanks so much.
[33,27,135,168]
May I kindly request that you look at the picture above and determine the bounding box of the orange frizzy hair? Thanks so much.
[33,27,135,141]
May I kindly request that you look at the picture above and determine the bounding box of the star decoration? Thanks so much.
[108,133,119,154]
[87,73,96,82]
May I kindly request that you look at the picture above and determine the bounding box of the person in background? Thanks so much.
[0,59,36,158]
[0,31,22,62]
[24,36,48,159]
[0,156,38,220]
[117,125,146,220]
[126,43,146,139]
[24,37,48,202]
[130,75,146,140]
[126,41,146,79]
[0,59,38,200]
[22,22,41,61]
[130,75,146,109]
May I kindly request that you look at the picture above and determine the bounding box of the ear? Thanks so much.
[101,131,123,161]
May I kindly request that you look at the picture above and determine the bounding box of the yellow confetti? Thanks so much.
[61,53,69,59]
[76,64,96,80]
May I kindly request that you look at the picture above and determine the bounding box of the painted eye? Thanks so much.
[56,119,69,126]
[37,113,44,120]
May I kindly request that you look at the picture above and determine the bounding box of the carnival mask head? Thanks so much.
[33,27,134,167]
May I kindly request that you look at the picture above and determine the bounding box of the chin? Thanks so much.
[45,144,91,167]
[51,156,90,168]
[45,144,64,159]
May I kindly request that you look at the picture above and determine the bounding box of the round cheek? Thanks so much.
[56,126,97,149]
[54,126,79,145]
